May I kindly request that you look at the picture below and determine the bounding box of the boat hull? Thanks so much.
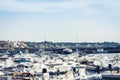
[102,74,120,80]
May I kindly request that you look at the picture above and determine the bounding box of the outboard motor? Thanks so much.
[42,68,47,74]
[73,67,76,77]
[108,64,112,73]
[116,67,119,73]
[95,65,100,74]
[57,69,60,76]
[42,68,49,80]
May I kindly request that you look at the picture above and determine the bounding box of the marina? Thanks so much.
[0,51,120,80]
[0,0,120,80]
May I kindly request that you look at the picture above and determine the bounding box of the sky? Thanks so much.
[0,0,120,42]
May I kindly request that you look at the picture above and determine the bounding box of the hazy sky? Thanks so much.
[0,0,120,42]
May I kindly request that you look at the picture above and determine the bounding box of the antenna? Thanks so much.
[76,33,79,43]
[44,36,46,52]
[76,33,79,53]
[44,36,46,42]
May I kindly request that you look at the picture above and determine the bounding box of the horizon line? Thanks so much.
[0,40,119,43]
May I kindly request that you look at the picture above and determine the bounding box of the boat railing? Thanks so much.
[0,76,9,80]
[12,72,34,80]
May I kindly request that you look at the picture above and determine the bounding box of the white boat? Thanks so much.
[71,66,102,80]
[102,71,120,79]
